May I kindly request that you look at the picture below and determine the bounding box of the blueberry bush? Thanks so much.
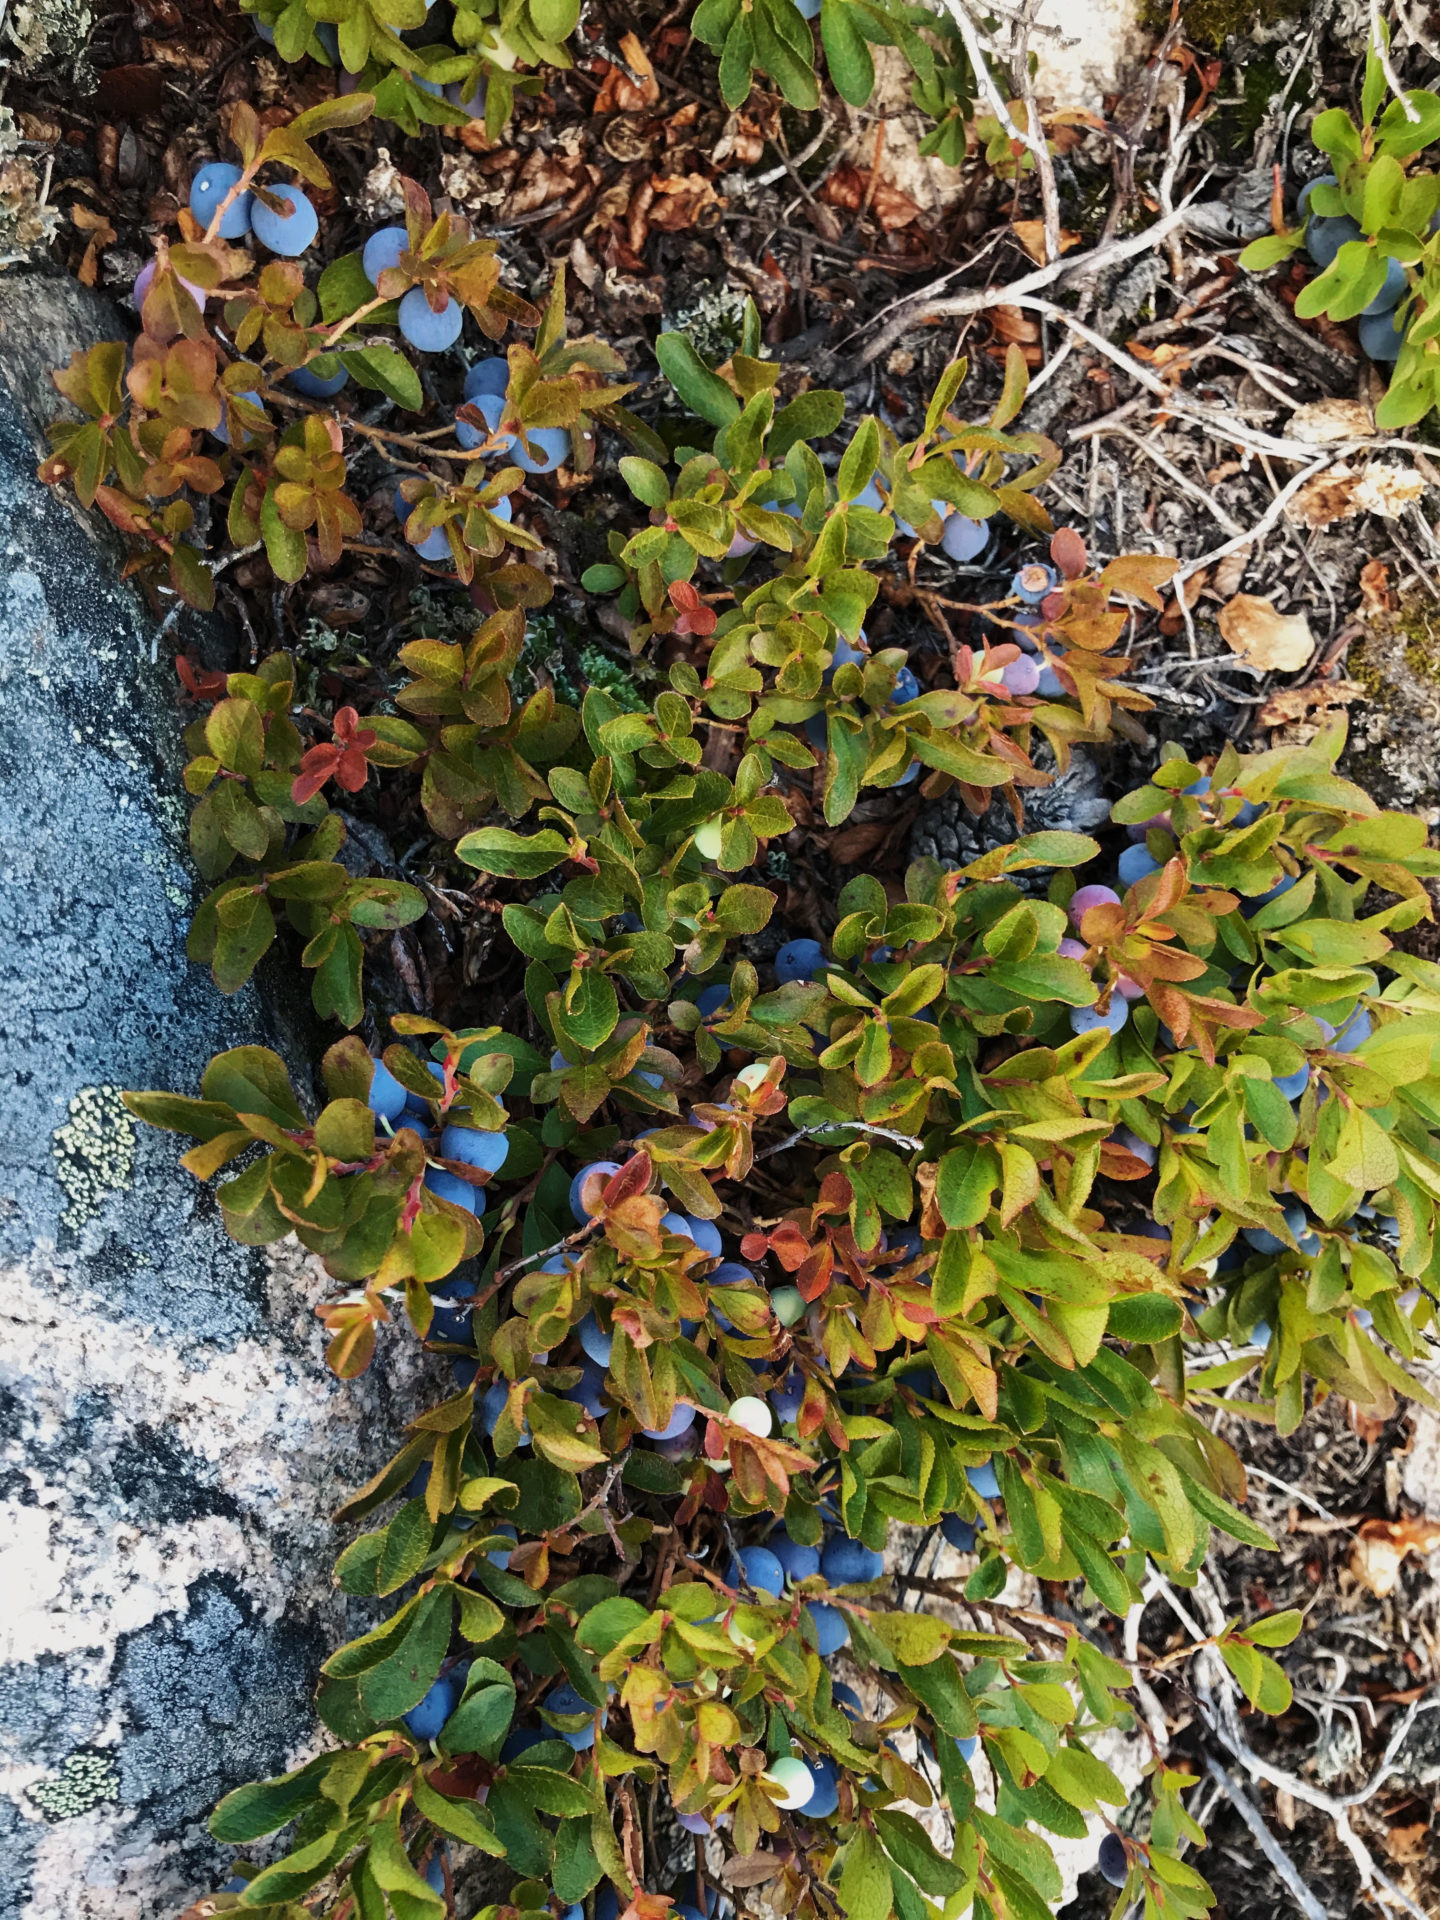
[1241,31,1440,418]
[38,71,1440,1920]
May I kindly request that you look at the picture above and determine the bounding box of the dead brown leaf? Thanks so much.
[70,203,117,287]
[820,164,924,232]
[1286,397,1376,443]
[1350,1516,1440,1598]
[1382,1820,1431,1865]
[504,150,586,219]
[1288,461,1426,529]
[593,34,660,112]
[1360,557,1395,616]
[1211,546,1251,600]
[1217,594,1316,674]
[645,172,721,232]
[1011,219,1083,264]
[1258,680,1364,728]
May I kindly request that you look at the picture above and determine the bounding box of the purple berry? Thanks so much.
[1069,884,1121,928]
[1000,655,1040,696]
[941,513,989,561]
[1097,1834,1128,1887]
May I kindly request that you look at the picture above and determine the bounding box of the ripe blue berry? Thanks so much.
[569,1160,623,1222]
[439,1123,508,1172]
[941,512,989,561]
[1098,1833,1128,1887]
[404,1675,457,1741]
[577,1312,613,1366]
[189,162,252,238]
[456,388,516,455]
[641,1403,697,1442]
[1069,999,1129,1039]
[891,666,920,705]
[514,425,571,474]
[805,1755,840,1817]
[362,225,408,288]
[820,1535,885,1584]
[424,1166,484,1213]
[547,1681,598,1749]
[393,487,449,562]
[775,938,826,984]
[806,1601,850,1654]
[287,359,349,399]
[966,1459,1001,1499]
[250,184,318,256]
[1359,306,1405,362]
[368,1058,410,1122]
[1118,842,1160,887]
[399,287,464,353]
[463,356,510,399]
[733,1545,785,1597]
[1307,214,1361,269]
[940,1514,976,1552]
[768,1528,820,1581]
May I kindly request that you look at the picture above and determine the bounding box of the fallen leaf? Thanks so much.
[1258,680,1364,728]
[1011,219,1084,264]
[1288,462,1426,528]
[1286,397,1376,443]
[645,172,721,232]
[1382,1820,1430,1864]
[1350,1516,1440,1598]
[1217,595,1315,674]
[1360,557,1394,615]
[820,164,924,232]
[70,203,117,287]
[1211,546,1251,599]
[593,36,661,113]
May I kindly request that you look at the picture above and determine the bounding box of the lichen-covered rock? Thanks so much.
[0,278,431,1917]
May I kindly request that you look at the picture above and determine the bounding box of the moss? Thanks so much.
[52,1084,137,1230]
[1343,595,1440,815]
[1137,0,1297,49]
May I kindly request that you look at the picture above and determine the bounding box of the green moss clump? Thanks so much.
[1138,0,1297,49]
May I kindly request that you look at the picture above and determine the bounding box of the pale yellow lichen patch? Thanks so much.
[52,1085,136,1230]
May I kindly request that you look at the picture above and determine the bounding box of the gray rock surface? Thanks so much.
[0,276,428,1918]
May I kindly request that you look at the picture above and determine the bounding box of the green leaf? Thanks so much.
[441,1680,516,1759]
[618,456,671,509]
[1245,1607,1304,1648]
[1239,230,1305,271]
[211,1757,329,1843]
[838,1826,895,1920]
[1107,1293,1183,1342]
[865,1610,950,1666]
[655,332,740,427]
[260,478,307,582]
[341,344,424,410]
[504,1766,602,1817]
[456,827,571,878]
[771,389,844,459]
[377,1498,434,1596]
[412,1772,508,1852]
[821,0,875,107]
[207,698,265,777]
[874,1810,968,1897]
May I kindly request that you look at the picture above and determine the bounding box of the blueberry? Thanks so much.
[1001,654,1040,696]
[1333,1009,1372,1052]
[368,1058,410,1122]
[394,487,450,562]
[547,1681,597,1750]
[447,75,488,118]
[820,1535,885,1584]
[425,1854,447,1895]
[514,426,571,474]
[768,1368,807,1422]
[287,360,349,399]
[1359,306,1406,362]
[642,1403,697,1442]
[696,983,731,1018]
[480,1380,530,1445]
[424,1166,483,1213]
[1069,999,1129,1039]
[1069,883,1121,927]
[807,1602,850,1653]
[134,260,206,310]
[499,1725,548,1762]
[940,1514,976,1552]
[852,478,885,510]
[891,666,920,705]
[941,513,989,561]
[250,184,318,256]
[1118,842,1160,886]
[709,1261,751,1286]
[463,355,510,398]
[1012,562,1059,605]
[954,1734,978,1762]
[831,1681,863,1716]
[966,1459,1001,1500]
[457,388,516,455]
[1307,214,1362,269]
[440,1123,508,1172]
[362,225,408,287]
[486,1521,517,1567]
[577,1312,613,1366]
[662,1210,696,1240]
[1273,1065,1309,1100]
[569,1159,623,1223]
[769,1528,821,1581]
[1035,662,1066,697]
[1362,255,1407,316]
[400,288,464,353]
[404,1674,457,1741]
[776,938,826,984]
[804,1755,840,1817]
[189,162,252,238]
[563,1362,608,1418]
[1245,872,1297,916]
[1097,1833,1128,1887]
[212,389,264,449]
[733,1545,786,1597]
[686,1215,724,1256]
[1296,173,1336,217]
[794,0,820,16]
[676,1812,712,1834]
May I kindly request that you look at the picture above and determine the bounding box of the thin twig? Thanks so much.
[1370,0,1421,121]
[759,1120,925,1160]
[938,0,1061,264]
[1202,1758,1327,1920]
